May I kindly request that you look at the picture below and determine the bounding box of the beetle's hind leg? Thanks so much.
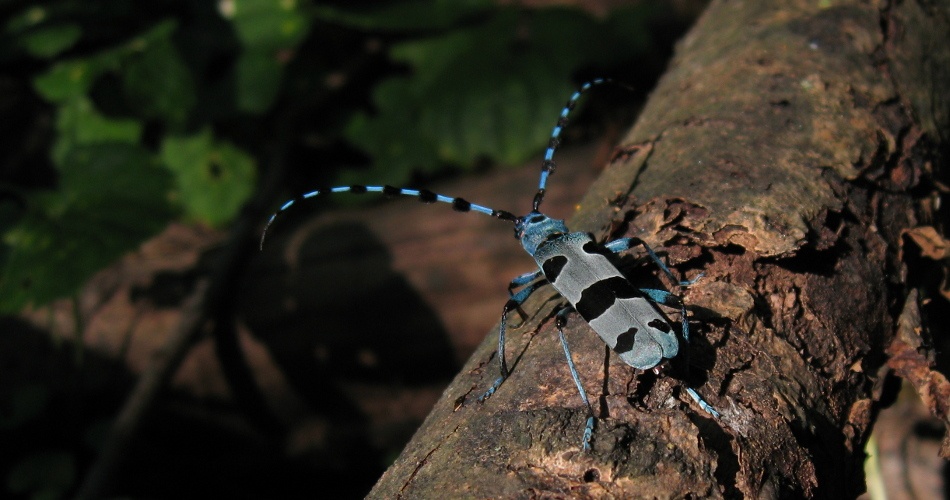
[554,306,597,451]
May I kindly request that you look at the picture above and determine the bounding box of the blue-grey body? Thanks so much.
[532,230,678,370]
[260,79,719,452]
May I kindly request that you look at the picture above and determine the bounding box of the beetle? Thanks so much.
[261,79,718,450]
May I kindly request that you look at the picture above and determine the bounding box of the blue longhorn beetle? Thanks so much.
[261,79,719,450]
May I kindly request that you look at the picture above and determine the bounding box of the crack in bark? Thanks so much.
[397,424,461,498]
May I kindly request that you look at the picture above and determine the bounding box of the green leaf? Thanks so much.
[411,57,575,166]
[0,144,173,312]
[342,78,440,185]
[5,6,48,34]
[220,1,310,113]
[222,0,310,49]
[312,0,492,32]
[33,21,185,103]
[120,29,196,126]
[19,23,82,58]
[344,8,612,183]
[33,56,119,103]
[6,450,75,500]
[235,50,282,114]
[161,129,256,227]
[126,18,179,48]
[51,96,143,166]
[339,4,674,186]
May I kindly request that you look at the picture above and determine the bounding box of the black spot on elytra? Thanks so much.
[575,276,638,320]
[541,255,568,282]
[581,240,612,257]
[614,327,638,353]
[647,318,672,333]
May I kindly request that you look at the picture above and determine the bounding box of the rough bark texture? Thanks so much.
[368,0,949,498]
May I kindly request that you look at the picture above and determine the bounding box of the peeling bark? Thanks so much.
[369,0,949,498]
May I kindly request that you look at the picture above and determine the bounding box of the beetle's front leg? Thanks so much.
[479,279,546,401]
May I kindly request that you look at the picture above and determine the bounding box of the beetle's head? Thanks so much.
[515,211,567,255]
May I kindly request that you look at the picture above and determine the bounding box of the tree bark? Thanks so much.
[368,0,950,498]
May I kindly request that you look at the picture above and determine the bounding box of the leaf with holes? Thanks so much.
[161,129,256,227]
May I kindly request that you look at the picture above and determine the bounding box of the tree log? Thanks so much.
[368,0,949,498]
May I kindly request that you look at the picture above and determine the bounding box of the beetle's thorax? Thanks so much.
[516,211,568,255]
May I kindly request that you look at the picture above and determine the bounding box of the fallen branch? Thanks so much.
[368,0,949,497]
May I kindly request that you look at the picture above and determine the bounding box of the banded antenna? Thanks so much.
[259,185,517,250]
[532,78,610,212]
[260,79,610,250]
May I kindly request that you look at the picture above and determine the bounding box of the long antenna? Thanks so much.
[260,185,517,250]
[261,79,616,249]
[532,78,611,212]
